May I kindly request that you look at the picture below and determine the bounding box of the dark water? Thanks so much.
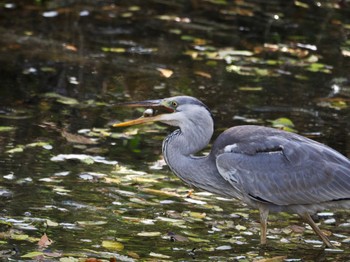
[0,0,350,261]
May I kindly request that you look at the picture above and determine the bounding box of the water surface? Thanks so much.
[0,0,350,261]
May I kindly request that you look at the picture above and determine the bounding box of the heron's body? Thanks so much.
[115,96,350,247]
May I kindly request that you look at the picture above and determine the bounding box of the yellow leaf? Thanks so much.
[11,234,29,241]
[137,231,161,237]
[188,237,210,243]
[235,225,247,231]
[101,240,124,251]
[189,212,206,219]
[157,68,173,78]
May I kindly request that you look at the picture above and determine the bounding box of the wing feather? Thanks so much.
[214,126,350,206]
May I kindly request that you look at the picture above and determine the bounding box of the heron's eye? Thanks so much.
[171,101,178,107]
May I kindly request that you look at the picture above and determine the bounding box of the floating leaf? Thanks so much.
[188,237,210,243]
[127,251,140,259]
[188,212,206,219]
[294,0,309,8]
[11,234,29,241]
[59,257,80,262]
[38,233,53,248]
[217,48,254,58]
[85,258,103,262]
[101,240,124,251]
[286,225,304,234]
[269,118,297,132]
[27,141,51,148]
[215,245,232,250]
[194,71,212,78]
[101,47,126,53]
[77,220,107,226]
[46,219,59,227]
[141,188,179,197]
[50,154,118,165]
[61,130,98,144]
[21,251,44,258]
[235,225,247,231]
[63,44,77,51]
[254,256,287,262]
[156,216,185,225]
[6,146,24,154]
[168,232,189,242]
[149,252,170,259]
[184,198,207,205]
[307,62,332,73]
[42,93,79,105]
[6,141,52,154]
[341,49,350,57]
[157,68,173,78]
[0,126,15,132]
[137,231,161,237]
[239,86,263,91]
[269,117,295,128]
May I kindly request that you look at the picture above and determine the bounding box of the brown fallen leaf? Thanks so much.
[168,232,189,242]
[127,251,140,259]
[194,71,212,78]
[39,122,98,144]
[85,258,102,262]
[43,252,62,258]
[289,225,305,233]
[61,130,98,144]
[322,229,332,237]
[37,233,53,248]
[63,43,78,52]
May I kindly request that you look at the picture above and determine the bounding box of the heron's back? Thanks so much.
[212,125,350,213]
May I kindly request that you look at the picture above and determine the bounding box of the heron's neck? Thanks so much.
[171,115,214,156]
[162,124,232,197]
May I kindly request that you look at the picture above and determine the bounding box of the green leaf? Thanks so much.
[188,237,210,243]
[42,93,79,105]
[0,126,15,132]
[11,234,29,241]
[21,251,44,258]
[26,142,51,148]
[269,117,295,128]
[6,146,24,154]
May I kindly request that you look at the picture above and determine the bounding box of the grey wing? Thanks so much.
[216,136,350,206]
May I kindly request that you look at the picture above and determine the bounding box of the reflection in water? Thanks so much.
[0,0,349,261]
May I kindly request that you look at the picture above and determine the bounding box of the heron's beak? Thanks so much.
[116,99,163,108]
[113,115,163,127]
[113,99,172,127]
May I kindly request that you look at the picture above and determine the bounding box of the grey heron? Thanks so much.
[114,96,350,248]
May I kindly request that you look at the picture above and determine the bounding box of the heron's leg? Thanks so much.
[299,212,333,248]
[259,206,269,245]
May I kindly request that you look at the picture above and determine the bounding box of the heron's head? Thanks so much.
[113,96,213,130]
